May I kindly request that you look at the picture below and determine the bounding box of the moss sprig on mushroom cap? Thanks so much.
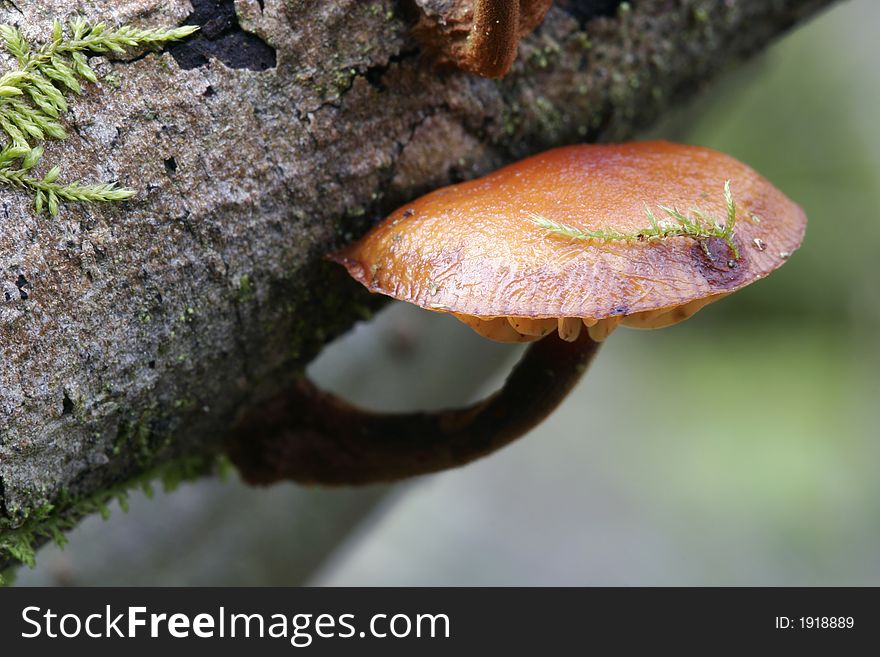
[530,179,741,259]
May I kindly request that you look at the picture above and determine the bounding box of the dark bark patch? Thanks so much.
[363,50,419,92]
[61,393,74,416]
[14,274,29,300]
[169,0,276,71]
[555,0,629,27]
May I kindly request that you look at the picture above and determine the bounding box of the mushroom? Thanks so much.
[412,0,554,78]
[227,141,806,485]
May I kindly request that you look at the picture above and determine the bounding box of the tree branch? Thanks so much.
[0,0,837,573]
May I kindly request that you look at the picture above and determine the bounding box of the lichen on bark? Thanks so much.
[0,0,836,574]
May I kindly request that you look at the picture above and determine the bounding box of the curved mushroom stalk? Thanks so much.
[226,332,600,486]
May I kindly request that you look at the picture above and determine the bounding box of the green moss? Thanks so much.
[102,71,122,88]
[531,95,566,142]
[0,20,196,215]
[173,397,197,411]
[366,2,396,22]
[110,402,179,467]
[0,566,18,586]
[531,180,741,259]
[333,68,357,92]
[501,103,523,137]
[527,43,561,70]
[692,5,710,24]
[573,33,593,50]
[177,307,196,323]
[237,273,254,302]
[0,454,226,585]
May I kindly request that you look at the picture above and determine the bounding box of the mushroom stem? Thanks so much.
[464,0,522,78]
[226,332,601,485]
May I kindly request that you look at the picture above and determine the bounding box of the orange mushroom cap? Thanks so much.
[332,141,806,342]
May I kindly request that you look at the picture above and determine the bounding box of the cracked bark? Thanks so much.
[0,0,836,569]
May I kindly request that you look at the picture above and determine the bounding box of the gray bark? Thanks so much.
[0,0,836,569]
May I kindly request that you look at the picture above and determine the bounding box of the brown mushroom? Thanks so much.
[227,141,806,486]
[412,0,553,78]
[335,141,804,342]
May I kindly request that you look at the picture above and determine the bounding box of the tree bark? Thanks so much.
[0,0,836,571]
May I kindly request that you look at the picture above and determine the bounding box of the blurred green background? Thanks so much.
[17,0,880,586]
